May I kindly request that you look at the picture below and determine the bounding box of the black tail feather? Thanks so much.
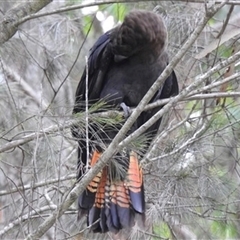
[78,150,145,233]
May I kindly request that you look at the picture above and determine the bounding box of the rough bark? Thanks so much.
[0,0,52,45]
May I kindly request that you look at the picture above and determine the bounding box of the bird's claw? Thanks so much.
[120,102,131,119]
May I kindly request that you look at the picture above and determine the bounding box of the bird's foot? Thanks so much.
[120,102,131,119]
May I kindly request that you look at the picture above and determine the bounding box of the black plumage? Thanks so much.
[72,10,179,233]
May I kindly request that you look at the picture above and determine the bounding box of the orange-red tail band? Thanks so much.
[78,150,145,233]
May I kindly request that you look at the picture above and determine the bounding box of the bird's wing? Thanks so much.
[73,30,114,114]
[72,10,179,234]
[137,67,179,136]
[159,69,179,99]
[72,30,114,183]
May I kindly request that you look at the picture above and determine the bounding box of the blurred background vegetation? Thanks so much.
[0,0,240,239]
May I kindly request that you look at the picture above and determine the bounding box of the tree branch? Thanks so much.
[2,85,240,154]
[0,174,75,197]
[24,3,227,239]
[120,49,240,150]
[0,205,57,237]
[0,0,52,45]
[1,61,49,109]
[17,0,240,25]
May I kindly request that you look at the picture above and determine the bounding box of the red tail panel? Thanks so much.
[127,151,143,191]
[126,152,145,213]
[87,151,102,193]
[79,150,145,233]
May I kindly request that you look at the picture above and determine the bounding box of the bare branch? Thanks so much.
[0,205,57,237]
[120,49,240,149]
[188,72,240,96]
[2,82,240,155]
[195,27,240,60]
[0,174,75,197]
[0,0,52,45]
[24,3,227,239]
[216,4,234,39]
[151,120,211,163]
[1,61,49,109]
[17,0,240,26]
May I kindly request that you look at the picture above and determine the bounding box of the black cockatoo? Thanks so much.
[72,10,179,233]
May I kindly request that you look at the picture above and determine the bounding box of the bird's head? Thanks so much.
[110,10,167,60]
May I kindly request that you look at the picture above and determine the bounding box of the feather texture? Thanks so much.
[72,10,179,233]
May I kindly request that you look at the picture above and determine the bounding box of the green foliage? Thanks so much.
[92,112,123,126]
[82,14,94,36]
[72,100,125,134]
[185,100,202,113]
[90,100,124,126]
[210,220,237,239]
[89,99,110,112]
[104,3,129,22]
[153,222,171,239]
[67,0,82,4]
[208,18,215,25]
[211,100,240,130]
[80,2,129,36]
[129,133,151,153]
[217,45,234,59]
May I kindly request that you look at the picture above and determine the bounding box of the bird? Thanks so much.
[71,10,179,234]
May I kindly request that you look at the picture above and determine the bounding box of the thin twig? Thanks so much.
[17,0,240,26]
[216,4,234,39]
[0,0,52,45]
[85,56,90,170]
[24,4,227,239]
[0,205,57,237]
[1,62,49,109]
[2,87,240,155]
[120,49,240,150]
[0,174,75,196]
